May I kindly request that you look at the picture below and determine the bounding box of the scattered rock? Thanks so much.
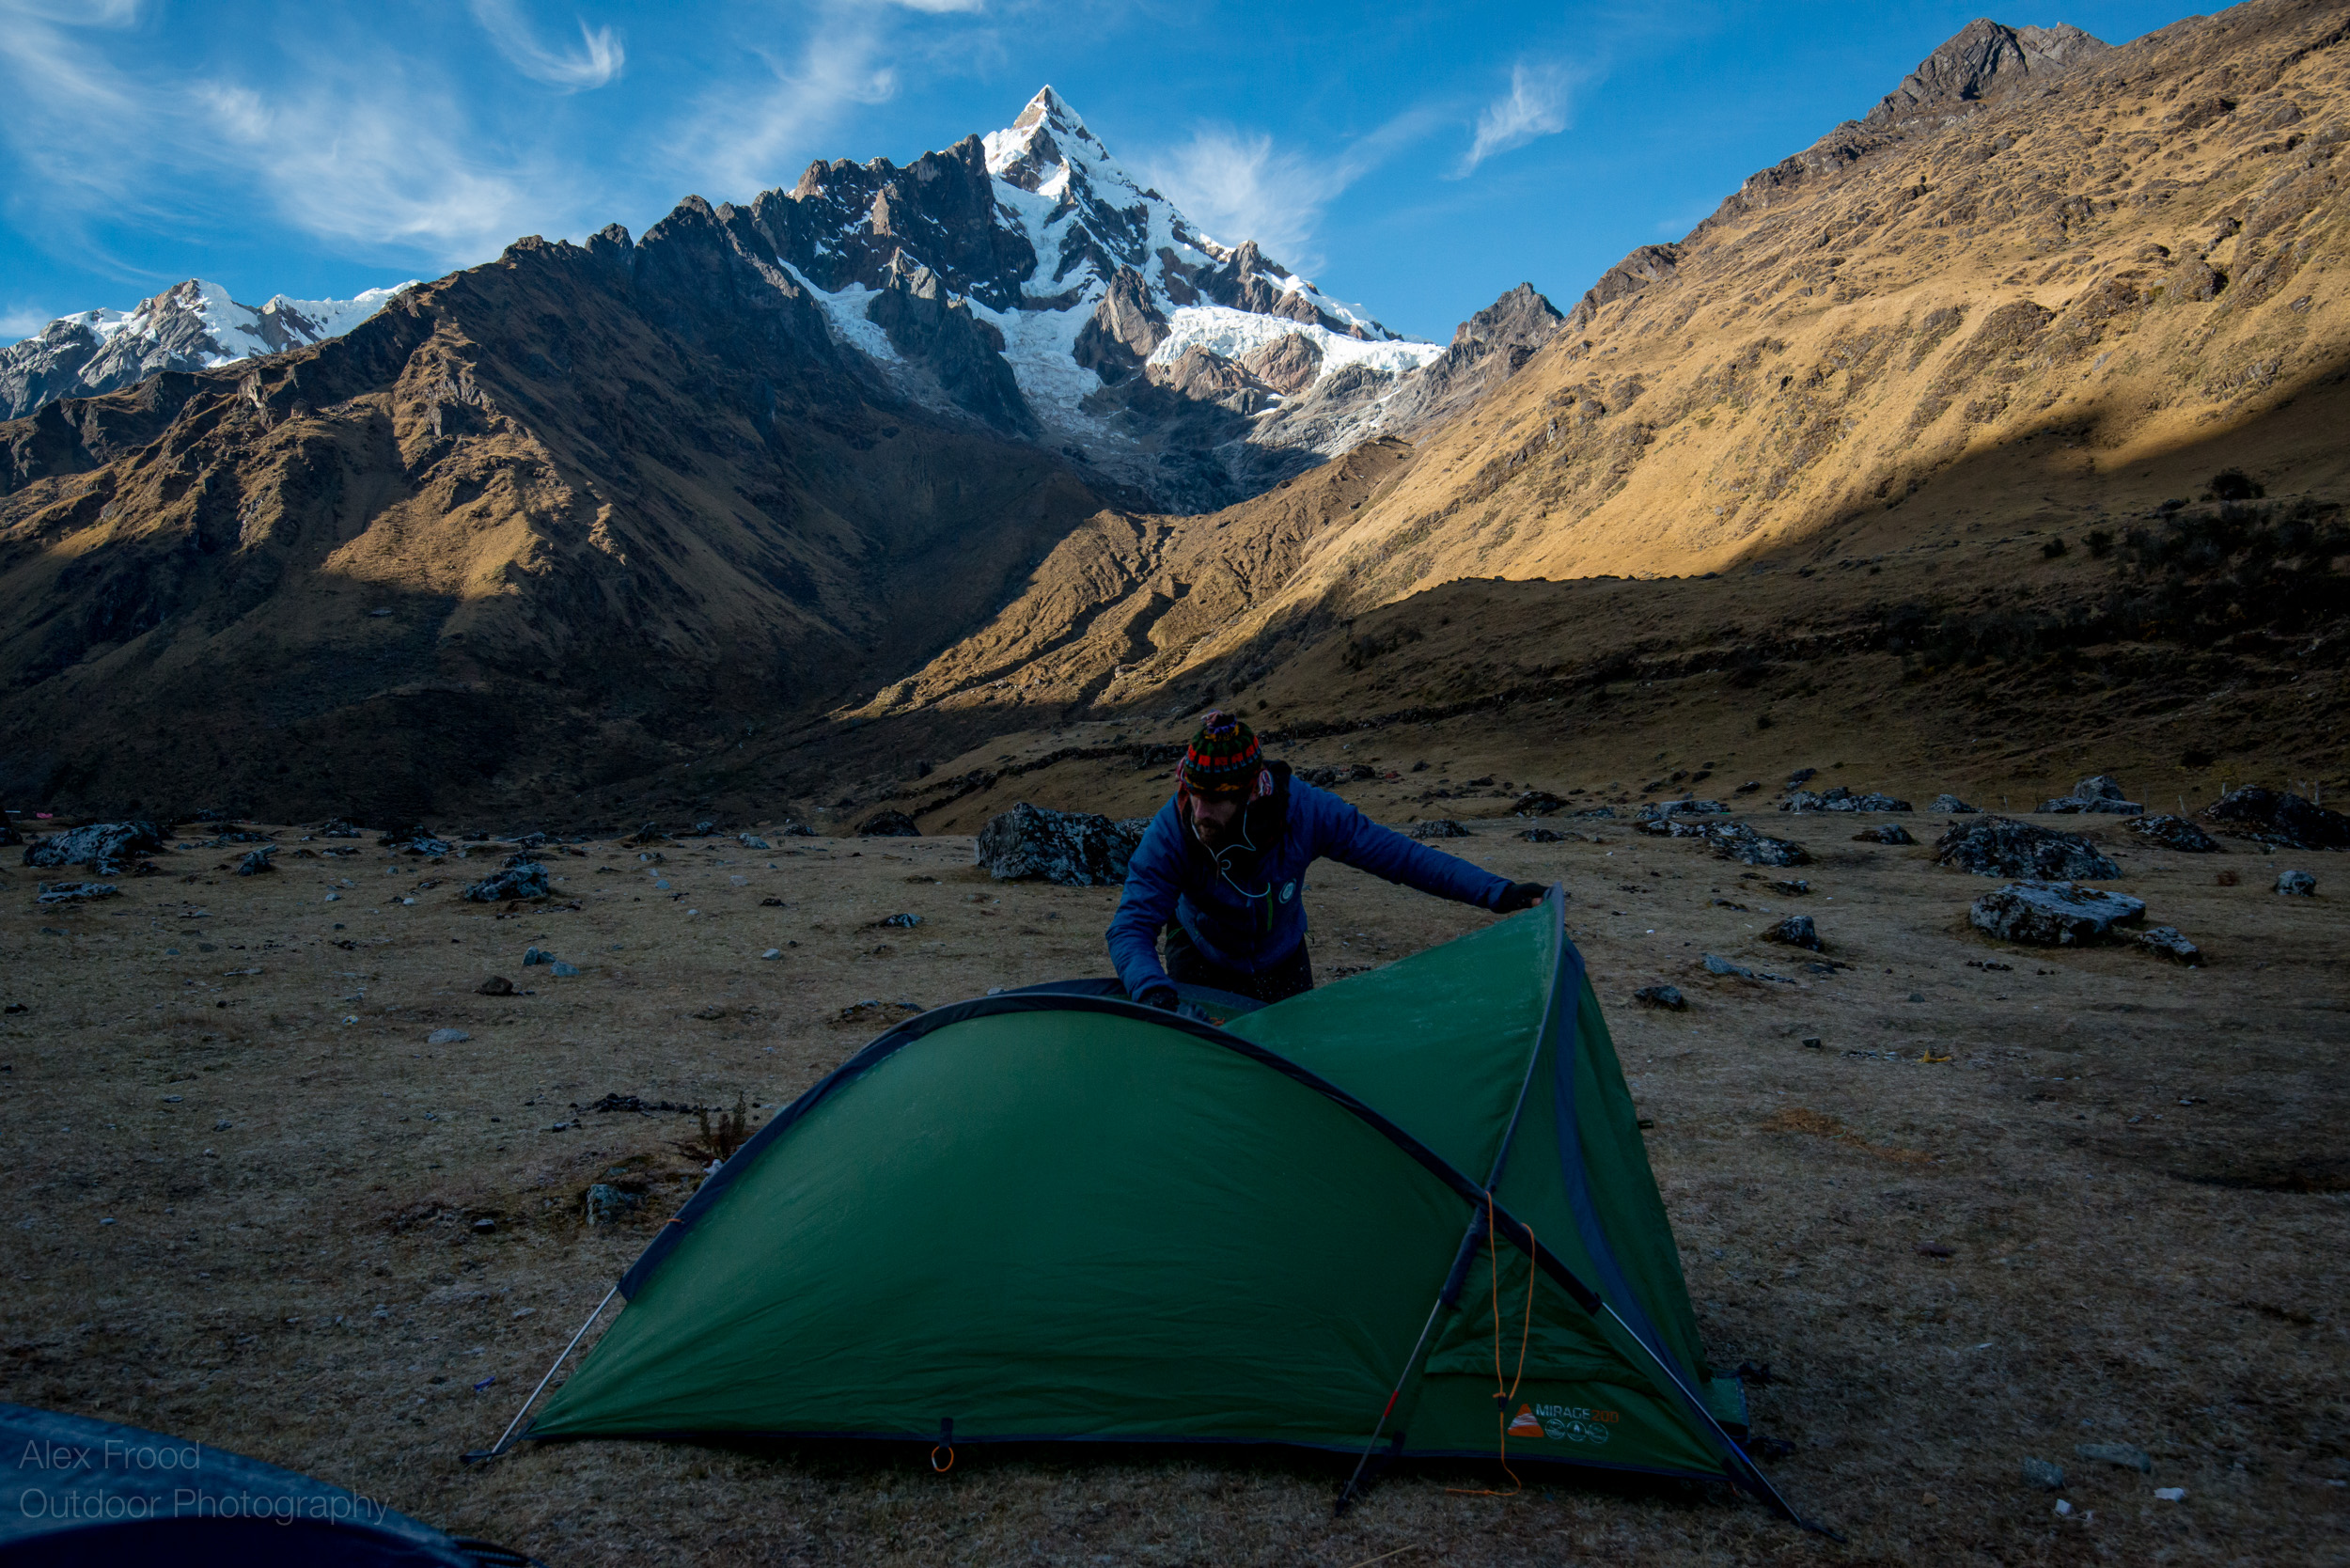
[1638,798,1731,819]
[507,831,547,850]
[738,834,771,850]
[1635,984,1687,1010]
[1785,768,1817,789]
[36,881,118,904]
[1762,915,1823,950]
[2076,1442,2153,1474]
[1713,823,1810,867]
[2199,785,2350,850]
[1935,817,2119,879]
[549,961,579,977]
[1414,820,1470,839]
[2275,869,2316,896]
[2126,815,2224,853]
[1702,953,1754,978]
[760,949,782,960]
[977,802,1147,886]
[463,861,549,902]
[777,822,815,838]
[317,819,362,838]
[1520,827,1568,843]
[1773,878,1810,895]
[0,818,18,846]
[2021,1458,2066,1491]
[2136,926,2201,964]
[1852,824,1917,845]
[1512,791,1568,816]
[477,976,514,996]
[1570,806,1617,820]
[876,912,923,929]
[2154,1487,2186,1502]
[1968,882,2146,946]
[523,947,553,965]
[233,847,276,875]
[2041,774,2144,815]
[857,809,921,838]
[1733,781,1762,794]
[584,1184,643,1226]
[22,820,164,874]
[427,1028,470,1045]
[1300,762,1378,787]
[1782,786,1912,813]
[1928,794,1981,814]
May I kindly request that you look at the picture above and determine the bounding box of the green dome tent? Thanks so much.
[499,890,1809,1522]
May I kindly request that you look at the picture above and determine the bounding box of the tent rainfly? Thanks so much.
[492,889,1818,1526]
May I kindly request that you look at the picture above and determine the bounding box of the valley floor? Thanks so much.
[1,808,2342,1565]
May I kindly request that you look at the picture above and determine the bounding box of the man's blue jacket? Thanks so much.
[1105,762,1514,997]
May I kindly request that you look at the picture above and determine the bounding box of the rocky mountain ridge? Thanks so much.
[1,278,412,422]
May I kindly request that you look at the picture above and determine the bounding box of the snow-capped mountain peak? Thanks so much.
[2,277,413,420]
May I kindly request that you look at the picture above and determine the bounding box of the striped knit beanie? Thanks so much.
[1181,710,1262,795]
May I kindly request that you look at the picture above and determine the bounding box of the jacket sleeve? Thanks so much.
[1306,783,1513,909]
[1104,805,1185,998]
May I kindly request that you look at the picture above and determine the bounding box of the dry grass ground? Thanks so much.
[2,807,2343,1565]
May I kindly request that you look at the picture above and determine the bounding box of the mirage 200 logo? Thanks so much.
[1507,1403,1619,1444]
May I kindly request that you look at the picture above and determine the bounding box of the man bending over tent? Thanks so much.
[1107,711,1548,1007]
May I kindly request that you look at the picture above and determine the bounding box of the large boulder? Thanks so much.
[23,820,164,872]
[856,809,922,838]
[1969,882,2146,946]
[464,861,549,902]
[1935,817,2118,879]
[2041,774,2144,814]
[977,803,1148,886]
[2125,815,2224,853]
[1782,787,1911,812]
[2199,786,2350,851]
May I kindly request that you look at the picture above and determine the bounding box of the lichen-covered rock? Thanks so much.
[1635,984,1686,1010]
[584,1184,643,1226]
[1782,787,1912,813]
[1968,882,2146,945]
[1414,820,1469,839]
[1928,794,1981,814]
[1762,914,1823,949]
[857,809,922,838]
[464,860,550,902]
[36,881,118,903]
[2275,869,2316,896]
[1512,791,1568,816]
[1520,827,1568,843]
[2126,814,2223,853]
[2041,774,2144,814]
[233,847,275,875]
[2136,925,2201,964]
[1935,817,2118,879]
[23,820,164,871]
[2199,786,2350,850]
[977,802,1147,886]
[1853,823,1917,845]
[1713,823,1810,867]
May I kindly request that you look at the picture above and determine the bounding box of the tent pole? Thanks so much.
[462,1285,618,1465]
[1334,1291,1449,1514]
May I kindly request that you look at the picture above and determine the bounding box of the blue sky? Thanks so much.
[2,1,2202,344]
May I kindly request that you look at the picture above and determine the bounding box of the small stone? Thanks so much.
[1634,984,1686,1010]
[1762,915,1823,950]
[2021,1457,2065,1490]
[549,961,579,977]
[1701,953,1754,979]
[1928,794,1981,814]
[2076,1442,2153,1473]
[477,976,515,996]
[1969,882,2145,946]
[1852,823,1917,845]
[1413,820,1470,839]
[2154,1487,2185,1501]
[877,912,922,929]
[233,847,276,876]
[2275,870,2316,896]
[463,861,549,902]
[427,1027,470,1045]
[1773,878,1810,895]
[738,834,771,850]
[583,1184,643,1225]
[2135,926,2201,964]
[760,949,783,960]
[1801,1036,1823,1048]
[1520,827,1567,843]
[523,947,551,965]
[472,1218,495,1233]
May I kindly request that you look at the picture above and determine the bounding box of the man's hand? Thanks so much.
[1136,984,1181,1011]
[1495,882,1549,913]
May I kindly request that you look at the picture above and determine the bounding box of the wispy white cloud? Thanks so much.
[468,0,625,90]
[1144,105,1446,274]
[665,0,992,200]
[1,304,56,341]
[1454,59,1575,177]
